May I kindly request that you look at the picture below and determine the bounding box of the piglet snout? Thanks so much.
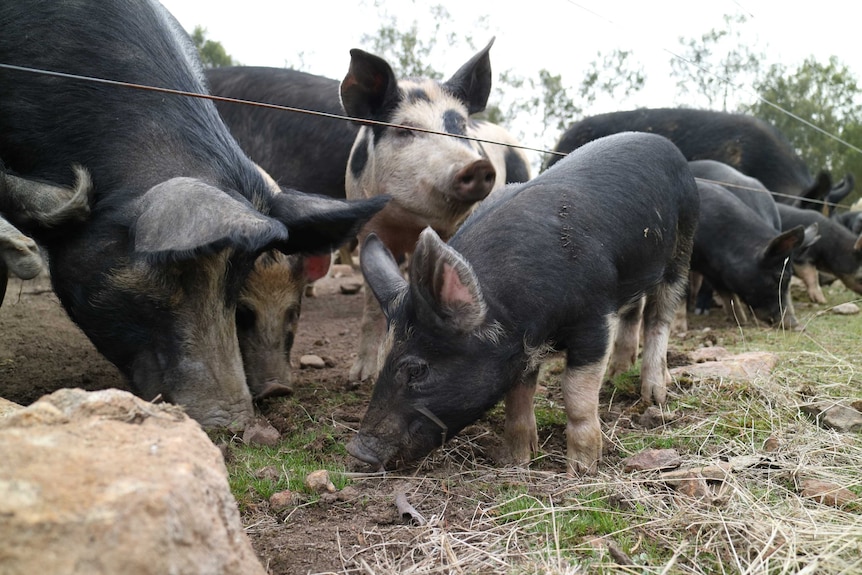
[453,159,496,202]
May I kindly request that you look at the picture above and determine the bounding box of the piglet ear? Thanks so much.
[442,38,494,115]
[762,225,804,263]
[360,233,408,321]
[411,227,486,333]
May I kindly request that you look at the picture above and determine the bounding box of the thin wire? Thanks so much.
[0,62,849,210]
[0,62,566,159]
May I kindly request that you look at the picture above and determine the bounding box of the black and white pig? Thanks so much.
[347,132,699,474]
[547,108,851,208]
[0,0,386,428]
[777,204,862,303]
[206,44,532,384]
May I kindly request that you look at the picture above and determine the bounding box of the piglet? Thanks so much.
[347,132,699,474]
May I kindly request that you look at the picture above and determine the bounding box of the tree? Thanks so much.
[191,26,237,69]
[745,56,862,207]
[669,14,763,110]
[359,4,466,79]
[579,49,645,109]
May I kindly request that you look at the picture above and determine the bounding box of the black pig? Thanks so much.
[347,132,699,474]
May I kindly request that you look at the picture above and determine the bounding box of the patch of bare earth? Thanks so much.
[3,272,861,574]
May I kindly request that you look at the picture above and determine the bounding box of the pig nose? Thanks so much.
[453,159,496,202]
[346,435,383,467]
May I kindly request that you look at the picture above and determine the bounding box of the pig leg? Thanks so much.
[671,299,688,333]
[561,360,606,475]
[0,218,44,281]
[795,262,826,304]
[349,287,386,381]
[607,297,644,379]
[640,276,688,406]
[503,369,539,465]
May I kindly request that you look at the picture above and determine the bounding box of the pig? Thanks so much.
[834,209,862,235]
[205,46,533,384]
[347,132,699,474]
[0,0,387,427]
[236,249,331,399]
[690,180,804,329]
[777,203,862,303]
[547,108,850,208]
[1,163,93,306]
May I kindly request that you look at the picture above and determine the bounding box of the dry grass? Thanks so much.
[248,286,862,574]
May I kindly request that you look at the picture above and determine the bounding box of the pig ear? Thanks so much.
[268,188,388,255]
[762,225,804,262]
[340,49,401,122]
[300,253,332,283]
[360,233,408,320]
[801,223,821,250]
[132,177,289,261]
[442,38,494,115]
[411,227,486,333]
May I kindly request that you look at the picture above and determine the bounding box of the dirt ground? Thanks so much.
[0,269,723,574]
[1,269,480,574]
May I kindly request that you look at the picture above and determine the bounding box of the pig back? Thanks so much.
[451,132,698,320]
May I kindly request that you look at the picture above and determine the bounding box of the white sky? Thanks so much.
[159,0,862,163]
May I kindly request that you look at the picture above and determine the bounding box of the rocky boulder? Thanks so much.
[0,388,266,575]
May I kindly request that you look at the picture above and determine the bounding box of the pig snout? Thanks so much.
[346,434,385,468]
[452,159,496,203]
[253,378,293,400]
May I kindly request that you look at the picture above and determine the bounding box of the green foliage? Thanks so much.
[745,56,862,207]
[190,25,237,69]
[669,13,764,111]
[359,4,468,79]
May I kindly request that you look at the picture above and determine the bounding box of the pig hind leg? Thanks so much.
[640,272,689,405]
[503,369,539,465]
[607,297,645,379]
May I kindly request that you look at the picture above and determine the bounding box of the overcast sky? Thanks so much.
[159,0,862,161]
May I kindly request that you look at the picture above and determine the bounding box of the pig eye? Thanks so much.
[236,304,256,330]
[284,307,299,325]
[398,359,429,388]
[394,127,415,139]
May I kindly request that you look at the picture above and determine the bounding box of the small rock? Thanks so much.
[662,462,732,483]
[299,355,326,369]
[321,356,337,368]
[305,469,337,493]
[800,479,857,508]
[331,264,354,278]
[800,402,862,432]
[832,302,860,315]
[636,405,676,429]
[671,472,712,499]
[763,436,780,452]
[727,455,764,470]
[269,490,294,511]
[621,448,682,472]
[690,346,730,363]
[312,338,330,347]
[670,351,778,380]
[242,419,281,446]
[340,281,363,295]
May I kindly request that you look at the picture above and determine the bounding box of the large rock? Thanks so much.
[0,388,266,575]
